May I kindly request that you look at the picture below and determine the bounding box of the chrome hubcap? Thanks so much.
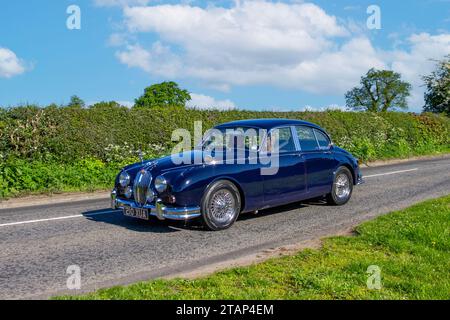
[335,173,350,199]
[209,189,236,224]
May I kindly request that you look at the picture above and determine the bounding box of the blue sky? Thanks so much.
[0,0,449,112]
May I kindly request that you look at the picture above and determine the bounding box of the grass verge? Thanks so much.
[59,195,450,300]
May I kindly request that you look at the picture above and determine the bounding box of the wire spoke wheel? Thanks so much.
[209,189,236,225]
[334,173,351,199]
[327,167,353,206]
[202,180,241,231]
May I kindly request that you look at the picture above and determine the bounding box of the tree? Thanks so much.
[134,81,191,108]
[90,101,122,109]
[345,68,412,112]
[423,55,450,116]
[67,95,85,108]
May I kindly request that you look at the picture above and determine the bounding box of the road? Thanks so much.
[1,157,449,299]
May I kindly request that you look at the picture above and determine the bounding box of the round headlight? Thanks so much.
[119,171,131,187]
[154,175,168,193]
[146,188,156,203]
[124,186,133,199]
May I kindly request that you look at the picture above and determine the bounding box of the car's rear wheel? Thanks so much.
[326,167,353,205]
[201,180,241,231]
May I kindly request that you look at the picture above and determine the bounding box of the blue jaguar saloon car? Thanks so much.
[111,119,363,231]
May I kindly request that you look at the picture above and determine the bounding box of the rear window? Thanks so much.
[296,126,318,151]
[314,129,330,149]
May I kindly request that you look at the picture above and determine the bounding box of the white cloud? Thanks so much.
[386,33,450,109]
[116,42,182,77]
[118,1,372,93]
[110,1,450,110]
[94,0,151,7]
[187,93,236,110]
[108,33,130,47]
[0,47,27,78]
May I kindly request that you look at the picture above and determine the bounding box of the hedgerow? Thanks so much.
[0,104,449,198]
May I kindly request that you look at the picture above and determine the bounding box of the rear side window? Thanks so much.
[266,127,296,153]
[274,127,296,153]
[314,129,330,149]
[296,126,318,151]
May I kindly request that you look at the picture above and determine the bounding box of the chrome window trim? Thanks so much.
[312,128,321,151]
[291,125,302,152]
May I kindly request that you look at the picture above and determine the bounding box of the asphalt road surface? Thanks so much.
[1,157,449,299]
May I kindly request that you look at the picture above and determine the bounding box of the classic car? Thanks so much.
[111,119,364,231]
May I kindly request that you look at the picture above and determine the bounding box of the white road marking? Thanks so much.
[364,168,418,179]
[0,210,113,228]
[0,167,420,228]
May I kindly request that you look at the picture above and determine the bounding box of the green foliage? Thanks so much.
[67,95,85,108]
[0,105,448,198]
[59,195,450,300]
[423,55,450,116]
[0,157,120,198]
[134,81,191,108]
[346,68,412,112]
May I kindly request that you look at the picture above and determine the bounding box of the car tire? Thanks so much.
[326,166,353,206]
[201,180,241,231]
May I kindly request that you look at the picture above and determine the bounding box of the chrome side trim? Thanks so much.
[111,189,118,210]
[111,196,201,221]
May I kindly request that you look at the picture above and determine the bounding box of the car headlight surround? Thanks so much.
[119,171,131,187]
[154,175,168,193]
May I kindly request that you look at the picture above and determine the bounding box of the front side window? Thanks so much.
[314,129,331,149]
[296,126,318,151]
[202,127,261,151]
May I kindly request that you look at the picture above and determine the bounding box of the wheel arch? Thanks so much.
[336,162,356,185]
[205,176,246,213]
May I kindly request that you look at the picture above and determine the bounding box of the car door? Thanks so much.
[295,126,337,196]
[261,126,307,208]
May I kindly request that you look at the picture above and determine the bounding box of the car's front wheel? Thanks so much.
[201,180,241,231]
[327,166,353,205]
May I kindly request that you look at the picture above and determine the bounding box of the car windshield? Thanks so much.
[201,127,263,152]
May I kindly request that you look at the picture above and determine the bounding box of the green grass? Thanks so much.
[59,195,450,300]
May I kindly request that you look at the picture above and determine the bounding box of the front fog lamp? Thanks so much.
[124,186,133,199]
[155,175,168,193]
[119,171,131,187]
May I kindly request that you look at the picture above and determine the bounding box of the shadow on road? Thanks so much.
[238,198,325,221]
[82,208,198,233]
[82,198,328,232]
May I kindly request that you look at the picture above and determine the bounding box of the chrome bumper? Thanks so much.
[357,176,365,185]
[111,190,201,221]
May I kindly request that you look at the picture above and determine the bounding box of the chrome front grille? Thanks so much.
[133,169,153,206]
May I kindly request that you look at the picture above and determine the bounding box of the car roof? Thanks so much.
[214,118,323,131]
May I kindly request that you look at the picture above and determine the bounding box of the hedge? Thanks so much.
[0,104,449,198]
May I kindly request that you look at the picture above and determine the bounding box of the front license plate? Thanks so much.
[123,206,149,220]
